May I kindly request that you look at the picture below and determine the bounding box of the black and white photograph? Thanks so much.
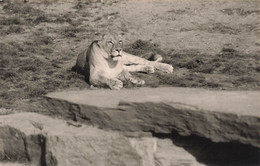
[0,0,259,165]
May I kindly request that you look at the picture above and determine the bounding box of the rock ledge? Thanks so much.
[44,87,260,148]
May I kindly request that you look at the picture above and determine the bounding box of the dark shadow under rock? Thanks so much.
[153,131,260,166]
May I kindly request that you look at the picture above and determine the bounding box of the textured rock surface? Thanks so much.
[1,87,260,165]
[44,87,260,148]
[0,112,205,166]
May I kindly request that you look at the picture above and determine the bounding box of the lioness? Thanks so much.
[74,33,173,90]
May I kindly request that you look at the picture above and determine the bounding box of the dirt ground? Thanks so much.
[0,0,260,111]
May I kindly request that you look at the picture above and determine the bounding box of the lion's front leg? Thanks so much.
[118,70,145,86]
[90,75,123,90]
[152,62,174,73]
[123,65,155,74]
[107,78,123,90]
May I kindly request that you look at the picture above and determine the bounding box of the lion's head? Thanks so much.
[97,33,124,61]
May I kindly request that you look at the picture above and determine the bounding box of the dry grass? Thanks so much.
[0,1,259,110]
[124,40,260,89]
[0,2,88,108]
[0,39,86,108]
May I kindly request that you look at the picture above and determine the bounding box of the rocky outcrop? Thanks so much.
[44,87,260,148]
[1,87,260,165]
[0,112,205,166]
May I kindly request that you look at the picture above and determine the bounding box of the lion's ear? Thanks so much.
[96,40,102,48]
[93,35,104,48]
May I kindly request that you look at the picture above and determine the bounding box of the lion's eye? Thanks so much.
[119,40,123,46]
[108,41,113,44]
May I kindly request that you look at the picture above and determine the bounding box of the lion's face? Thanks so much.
[99,34,124,61]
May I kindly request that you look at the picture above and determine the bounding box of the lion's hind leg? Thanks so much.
[147,54,163,62]
[122,51,173,73]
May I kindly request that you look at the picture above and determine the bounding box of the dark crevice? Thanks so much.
[40,135,47,166]
[39,135,57,166]
[152,131,260,166]
[21,135,31,162]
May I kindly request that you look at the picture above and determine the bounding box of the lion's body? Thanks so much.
[75,41,124,81]
[75,34,173,90]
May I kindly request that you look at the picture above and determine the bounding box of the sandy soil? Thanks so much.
[103,0,260,54]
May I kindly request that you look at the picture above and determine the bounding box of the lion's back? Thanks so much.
[75,49,88,75]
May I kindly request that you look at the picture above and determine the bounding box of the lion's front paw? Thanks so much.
[144,66,155,74]
[109,79,123,90]
[138,79,145,85]
[155,63,174,73]
[130,78,145,85]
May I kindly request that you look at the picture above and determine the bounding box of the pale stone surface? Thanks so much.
[154,138,203,166]
[1,86,260,165]
[0,113,140,166]
[45,87,260,148]
[0,112,204,166]
[47,87,260,117]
